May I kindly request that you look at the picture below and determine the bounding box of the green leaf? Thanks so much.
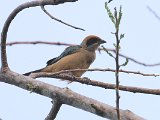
[113,43,121,50]
[120,34,125,39]
[115,6,122,29]
[114,8,119,30]
[105,2,115,25]
[113,43,116,48]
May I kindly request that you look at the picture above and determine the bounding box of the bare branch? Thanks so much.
[26,68,160,78]
[30,72,160,95]
[100,47,160,67]
[29,68,160,77]
[45,99,62,120]
[6,41,74,46]
[41,6,85,31]
[147,6,160,21]
[4,41,160,67]
[0,70,145,120]
[0,0,78,72]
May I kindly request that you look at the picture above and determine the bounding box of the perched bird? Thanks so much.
[24,35,106,77]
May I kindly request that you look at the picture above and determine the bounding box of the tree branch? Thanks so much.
[147,6,160,21]
[114,7,122,119]
[101,47,160,67]
[0,70,145,120]
[41,5,85,31]
[29,68,160,77]
[29,72,160,95]
[0,0,78,72]
[6,41,74,46]
[4,41,160,67]
[45,99,62,120]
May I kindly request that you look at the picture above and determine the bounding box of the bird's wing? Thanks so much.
[46,45,82,66]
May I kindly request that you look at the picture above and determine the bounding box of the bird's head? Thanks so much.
[81,35,106,51]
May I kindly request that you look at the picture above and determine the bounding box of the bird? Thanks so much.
[23,35,106,78]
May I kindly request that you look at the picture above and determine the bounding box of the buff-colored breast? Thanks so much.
[42,48,95,77]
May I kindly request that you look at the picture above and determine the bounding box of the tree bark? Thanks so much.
[0,70,145,120]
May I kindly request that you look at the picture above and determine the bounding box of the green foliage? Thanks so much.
[120,34,125,39]
[105,2,123,32]
[117,6,122,30]
[105,2,128,68]
[113,43,121,50]
[118,6,122,24]
[114,8,118,29]
[113,43,118,48]
[105,2,115,25]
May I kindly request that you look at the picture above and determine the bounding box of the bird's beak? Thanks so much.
[100,40,106,44]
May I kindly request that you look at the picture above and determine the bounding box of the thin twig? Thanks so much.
[114,7,121,120]
[4,41,160,67]
[119,52,160,67]
[41,5,85,31]
[0,0,78,72]
[29,68,160,77]
[29,72,160,96]
[100,47,160,67]
[45,99,62,120]
[147,6,160,21]
[5,41,74,46]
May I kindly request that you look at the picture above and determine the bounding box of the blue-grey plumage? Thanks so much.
[24,35,106,77]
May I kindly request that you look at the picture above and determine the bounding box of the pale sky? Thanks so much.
[1,0,160,120]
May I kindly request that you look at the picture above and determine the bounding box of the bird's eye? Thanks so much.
[86,39,99,47]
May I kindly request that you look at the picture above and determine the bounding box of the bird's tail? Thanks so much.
[23,68,43,76]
